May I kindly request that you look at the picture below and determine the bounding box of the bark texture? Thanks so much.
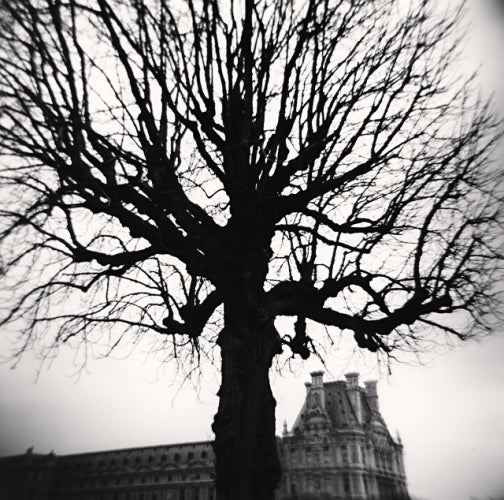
[212,254,282,500]
[213,325,281,500]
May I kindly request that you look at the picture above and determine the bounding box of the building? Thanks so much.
[276,371,409,499]
[0,442,215,500]
[0,372,409,500]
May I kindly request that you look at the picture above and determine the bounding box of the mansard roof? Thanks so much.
[290,372,394,440]
[324,381,372,427]
[49,440,214,474]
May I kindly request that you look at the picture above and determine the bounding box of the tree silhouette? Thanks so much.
[0,0,502,499]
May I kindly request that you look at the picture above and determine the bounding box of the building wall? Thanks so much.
[0,373,409,500]
[277,372,409,500]
[0,443,215,500]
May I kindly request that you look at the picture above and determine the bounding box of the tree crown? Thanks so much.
[0,0,502,366]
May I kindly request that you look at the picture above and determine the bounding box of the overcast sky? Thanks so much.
[1,330,504,500]
[1,2,503,500]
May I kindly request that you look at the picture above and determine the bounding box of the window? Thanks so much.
[291,483,298,499]
[324,446,331,464]
[341,445,348,463]
[343,474,351,494]
[351,445,358,463]
[201,451,207,459]
[188,452,194,460]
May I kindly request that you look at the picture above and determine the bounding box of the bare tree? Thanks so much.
[0,0,502,498]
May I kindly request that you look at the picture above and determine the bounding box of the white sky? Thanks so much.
[0,2,503,500]
[1,332,504,500]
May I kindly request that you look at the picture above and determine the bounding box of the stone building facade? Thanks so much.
[0,442,215,500]
[276,371,409,499]
[0,372,408,500]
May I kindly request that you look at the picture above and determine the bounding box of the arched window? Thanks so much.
[343,474,351,494]
[291,482,298,499]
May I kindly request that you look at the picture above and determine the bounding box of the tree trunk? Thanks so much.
[212,272,282,500]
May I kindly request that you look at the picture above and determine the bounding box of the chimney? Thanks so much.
[345,372,362,423]
[304,381,312,395]
[364,380,379,412]
[310,371,324,388]
[345,372,359,389]
[309,371,325,408]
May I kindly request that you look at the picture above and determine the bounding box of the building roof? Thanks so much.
[290,372,394,441]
